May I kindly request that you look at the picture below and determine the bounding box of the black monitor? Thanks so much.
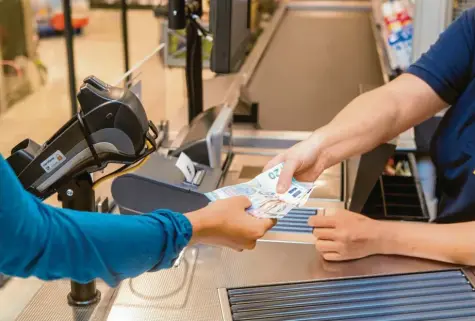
[210,0,252,74]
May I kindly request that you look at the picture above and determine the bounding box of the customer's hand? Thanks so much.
[185,196,276,251]
[264,134,332,193]
[308,209,382,261]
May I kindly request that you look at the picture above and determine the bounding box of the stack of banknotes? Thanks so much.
[205,164,316,219]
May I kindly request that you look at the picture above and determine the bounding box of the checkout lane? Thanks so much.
[8,1,475,320]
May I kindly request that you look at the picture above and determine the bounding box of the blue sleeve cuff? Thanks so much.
[172,211,193,246]
[406,65,459,105]
[147,210,193,272]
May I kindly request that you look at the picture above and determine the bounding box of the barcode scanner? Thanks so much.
[7,76,158,199]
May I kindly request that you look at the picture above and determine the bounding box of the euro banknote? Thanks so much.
[205,163,316,219]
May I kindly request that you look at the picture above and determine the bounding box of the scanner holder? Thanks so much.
[7,76,159,306]
[59,173,102,306]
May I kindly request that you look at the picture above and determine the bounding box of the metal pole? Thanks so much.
[63,0,78,115]
[120,0,130,76]
[185,0,203,124]
[58,174,101,306]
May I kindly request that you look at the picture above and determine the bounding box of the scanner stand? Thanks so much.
[57,173,101,307]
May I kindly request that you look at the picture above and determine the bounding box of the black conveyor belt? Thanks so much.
[225,270,475,321]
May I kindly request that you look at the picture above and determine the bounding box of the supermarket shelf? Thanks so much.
[160,21,212,68]
[371,0,400,82]
[453,0,475,20]
[371,0,415,81]
[89,0,161,9]
[90,2,155,9]
[370,14,396,83]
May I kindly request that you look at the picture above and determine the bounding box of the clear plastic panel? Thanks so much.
[113,44,189,136]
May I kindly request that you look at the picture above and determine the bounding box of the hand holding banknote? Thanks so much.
[206,163,317,219]
[185,196,276,251]
[264,134,331,194]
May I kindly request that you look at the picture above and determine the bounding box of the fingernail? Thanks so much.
[277,184,285,193]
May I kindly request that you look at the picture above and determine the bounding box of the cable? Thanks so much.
[77,112,101,167]
[92,140,153,190]
[186,21,196,123]
[190,15,213,41]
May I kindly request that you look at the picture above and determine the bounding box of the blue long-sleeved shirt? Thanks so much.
[0,154,192,287]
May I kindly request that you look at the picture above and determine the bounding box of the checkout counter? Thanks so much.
[8,1,475,320]
[12,115,474,321]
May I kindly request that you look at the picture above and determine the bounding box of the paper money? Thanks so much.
[205,163,316,219]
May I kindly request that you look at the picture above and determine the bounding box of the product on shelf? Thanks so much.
[32,0,90,34]
[384,157,412,177]
[382,2,401,33]
[381,0,413,71]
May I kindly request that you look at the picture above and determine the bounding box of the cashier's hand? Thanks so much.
[185,196,276,251]
[264,134,332,193]
[308,209,382,261]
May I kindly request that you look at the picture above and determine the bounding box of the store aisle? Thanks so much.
[38,10,161,84]
[0,9,175,156]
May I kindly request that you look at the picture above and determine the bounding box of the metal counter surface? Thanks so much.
[10,243,466,321]
[224,153,342,201]
[104,242,460,321]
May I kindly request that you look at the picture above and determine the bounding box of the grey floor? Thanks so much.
[0,278,44,321]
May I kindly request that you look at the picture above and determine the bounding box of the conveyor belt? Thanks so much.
[223,270,475,321]
[271,208,318,234]
[247,2,384,131]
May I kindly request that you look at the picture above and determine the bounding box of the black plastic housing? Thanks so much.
[210,0,251,74]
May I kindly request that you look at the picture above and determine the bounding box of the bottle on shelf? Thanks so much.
[382,0,413,70]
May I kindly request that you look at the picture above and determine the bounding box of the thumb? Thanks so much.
[233,196,252,208]
[259,218,277,231]
[277,159,300,193]
[264,153,285,172]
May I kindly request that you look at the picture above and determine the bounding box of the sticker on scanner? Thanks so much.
[41,150,66,173]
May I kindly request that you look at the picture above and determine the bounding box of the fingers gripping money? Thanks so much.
[206,163,317,219]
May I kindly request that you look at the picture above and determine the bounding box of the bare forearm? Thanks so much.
[314,89,400,165]
[377,220,475,266]
[322,87,400,147]
[311,74,448,165]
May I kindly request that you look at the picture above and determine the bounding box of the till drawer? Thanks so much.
[362,153,428,221]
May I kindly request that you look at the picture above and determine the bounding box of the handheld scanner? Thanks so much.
[7,76,158,199]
